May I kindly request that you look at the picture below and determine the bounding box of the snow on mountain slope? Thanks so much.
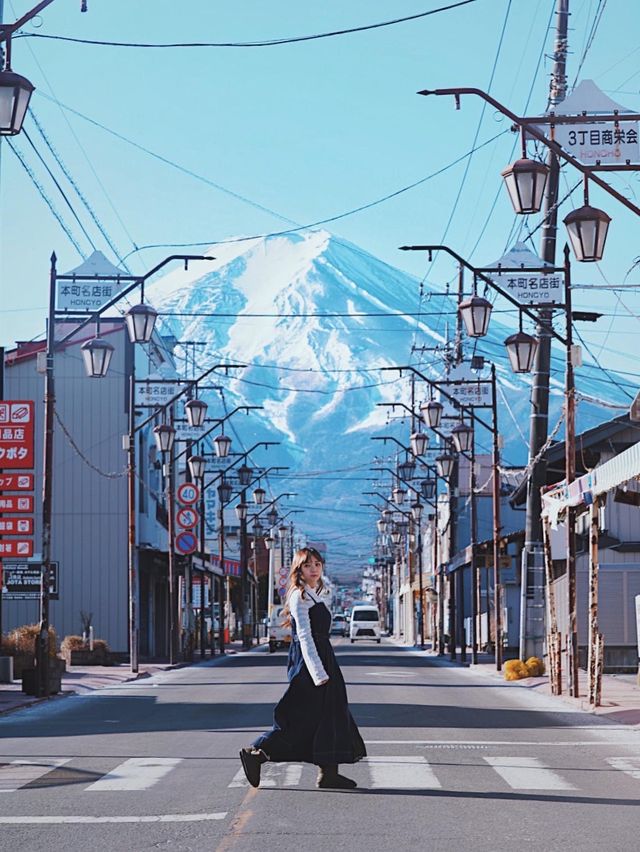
[148,229,630,573]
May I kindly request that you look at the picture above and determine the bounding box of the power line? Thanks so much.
[18,2,479,49]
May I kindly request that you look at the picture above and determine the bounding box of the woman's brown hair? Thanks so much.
[281,547,325,626]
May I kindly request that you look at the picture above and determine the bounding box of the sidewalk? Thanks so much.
[418,644,640,726]
[0,638,267,717]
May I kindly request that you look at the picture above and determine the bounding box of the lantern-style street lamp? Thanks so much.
[410,431,429,456]
[397,459,415,481]
[392,486,407,505]
[421,400,443,429]
[376,518,386,534]
[267,506,279,527]
[235,502,248,522]
[505,330,539,374]
[264,535,275,550]
[153,423,175,454]
[501,157,549,214]
[185,398,207,428]
[237,465,253,487]
[564,204,611,263]
[214,434,232,458]
[188,455,206,480]
[81,337,114,378]
[411,502,423,523]
[217,479,233,505]
[253,486,266,505]
[390,528,402,545]
[452,423,474,454]
[0,69,34,136]
[277,523,288,540]
[458,294,493,338]
[436,453,455,479]
[421,478,436,500]
[125,303,158,344]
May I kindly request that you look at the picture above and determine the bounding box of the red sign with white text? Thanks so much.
[0,540,34,558]
[0,401,35,469]
[0,517,34,535]
[0,473,34,491]
[0,496,34,513]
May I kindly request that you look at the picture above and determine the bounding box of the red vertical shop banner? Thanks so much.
[0,401,35,469]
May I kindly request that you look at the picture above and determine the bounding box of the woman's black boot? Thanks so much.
[239,748,268,788]
[317,764,357,789]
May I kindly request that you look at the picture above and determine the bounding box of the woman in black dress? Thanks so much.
[239,547,366,789]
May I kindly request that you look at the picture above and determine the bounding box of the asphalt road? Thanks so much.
[1,640,639,852]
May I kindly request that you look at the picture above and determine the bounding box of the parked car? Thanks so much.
[268,605,292,653]
[330,613,347,637]
[349,605,381,643]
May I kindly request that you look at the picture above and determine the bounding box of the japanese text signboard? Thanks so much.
[134,381,178,407]
[487,271,563,306]
[57,281,115,312]
[555,122,639,166]
[0,540,34,558]
[0,401,35,469]
[0,473,34,491]
[0,495,34,513]
[0,517,34,535]
[444,365,492,408]
[2,561,59,600]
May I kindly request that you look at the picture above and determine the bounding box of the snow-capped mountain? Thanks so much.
[148,230,630,574]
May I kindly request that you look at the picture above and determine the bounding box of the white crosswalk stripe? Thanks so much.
[228,762,304,788]
[0,759,71,792]
[605,757,640,780]
[366,756,442,789]
[85,758,182,792]
[483,756,576,790]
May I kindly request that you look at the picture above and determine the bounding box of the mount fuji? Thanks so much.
[148,229,629,575]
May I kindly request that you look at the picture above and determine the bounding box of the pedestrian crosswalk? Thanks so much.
[1,753,640,795]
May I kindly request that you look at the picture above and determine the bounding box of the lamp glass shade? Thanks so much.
[376,519,386,534]
[564,204,611,262]
[392,486,406,505]
[188,454,206,480]
[391,530,402,545]
[125,303,157,344]
[410,431,429,456]
[267,507,279,526]
[452,423,474,454]
[264,535,275,550]
[504,331,539,373]
[397,459,415,481]
[501,157,549,214]
[213,434,232,458]
[277,524,288,540]
[381,508,393,521]
[436,453,455,479]
[153,423,175,454]
[235,502,248,522]
[0,70,34,135]
[185,398,208,428]
[421,400,443,429]
[411,502,423,523]
[459,295,493,338]
[81,337,114,378]
[253,486,266,505]
[237,464,252,487]
[421,478,436,500]
[217,480,232,504]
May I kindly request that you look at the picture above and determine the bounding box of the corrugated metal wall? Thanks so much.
[2,328,129,652]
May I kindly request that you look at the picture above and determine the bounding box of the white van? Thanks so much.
[349,605,381,643]
[267,605,292,653]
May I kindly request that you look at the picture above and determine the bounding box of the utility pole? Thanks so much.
[520,0,570,661]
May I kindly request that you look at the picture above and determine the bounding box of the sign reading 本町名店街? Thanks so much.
[483,241,563,307]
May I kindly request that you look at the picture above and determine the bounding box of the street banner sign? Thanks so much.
[134,380,178,407]
[485,243,563,306]
[0,473,34,491]
[554,122,638,166]
[175,423,205,442]
[175,530,198,555]
[176,507,200,529]
[0,401,35,469]
[0,539,34,558]
[0,495,34,513]
[0,517,34,535]
[1,561,59,600]
[57,280,116,312]
[444,364,492,408]
[177,482,200,505]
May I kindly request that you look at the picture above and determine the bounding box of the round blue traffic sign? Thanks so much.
[175,530,197,555]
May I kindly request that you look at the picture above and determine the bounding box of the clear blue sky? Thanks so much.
[1,0,640,383]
